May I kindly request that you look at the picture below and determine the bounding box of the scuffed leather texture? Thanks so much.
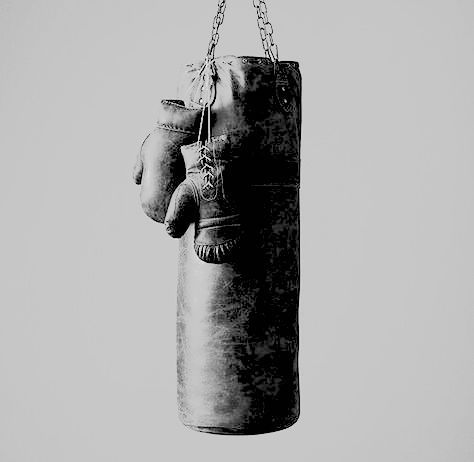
[164,134,245,264]
[174,56,302,434]
[134,100,201,223]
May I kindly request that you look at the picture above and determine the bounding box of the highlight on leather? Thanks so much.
[164,136,244,264]
[175,55,302,434]
[135,0,302,434]
[193,215,242,263]
[164,179,197,238]
[134,100,200,224]
[194,236,240,264]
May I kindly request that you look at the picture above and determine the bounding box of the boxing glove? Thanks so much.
[164,134,244,264]
[133,100,201,223]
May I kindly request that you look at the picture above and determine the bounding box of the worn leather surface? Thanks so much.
[174,56,302,434]
[133,100,201,223]
[165,134,245,263]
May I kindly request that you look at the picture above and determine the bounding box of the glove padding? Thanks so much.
[164,135,244,264]
[133,100,200,223]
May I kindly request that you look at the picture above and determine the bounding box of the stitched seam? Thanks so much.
[156,124,196,135]
[195,235,240,245]
[182,134,228,150]
[161,100,200,111]
[188,178,200,206]
[179,337,298,347]
[182,415,300,433]
[196,224,241,233]
[185,56,300,67]
[198,214,240,226]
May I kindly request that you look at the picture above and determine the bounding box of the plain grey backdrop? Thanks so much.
[1,1,473,461]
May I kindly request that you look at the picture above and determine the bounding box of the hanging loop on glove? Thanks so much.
[195,58,218,202]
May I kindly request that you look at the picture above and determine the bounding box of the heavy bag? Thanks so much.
[135,0,302,435]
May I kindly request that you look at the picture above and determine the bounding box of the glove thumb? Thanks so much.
[164,179,198,238]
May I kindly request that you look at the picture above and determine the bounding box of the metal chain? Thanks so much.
[200,1,280,200]
[206,0,279,62]
[206,0,227,60]
[252,0,279,62]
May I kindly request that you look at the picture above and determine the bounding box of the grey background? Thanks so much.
[1,1,473,461]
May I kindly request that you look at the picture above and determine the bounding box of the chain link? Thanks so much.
[206,0,227,60]
[200,1,280,199]
[252,0,279,62]
[206,0,279,62]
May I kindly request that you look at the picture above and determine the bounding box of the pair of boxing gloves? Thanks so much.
[133,100,244,264]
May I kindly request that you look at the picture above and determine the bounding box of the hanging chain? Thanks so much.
[206,0,279,62]
[252,0,279,62]
[207,0,227,60]
[199,0,279,200]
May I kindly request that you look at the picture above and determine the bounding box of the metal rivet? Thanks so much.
[199,98,203,104]
[242,58,247,63]
[283,98,288,104]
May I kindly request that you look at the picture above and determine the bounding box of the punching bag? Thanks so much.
[135,0,302,435]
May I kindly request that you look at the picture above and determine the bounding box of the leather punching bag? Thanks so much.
[135,0,302,435]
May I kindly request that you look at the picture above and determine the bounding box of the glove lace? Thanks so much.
[196,58,218,201]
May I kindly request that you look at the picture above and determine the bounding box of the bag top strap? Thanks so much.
[206,0,279,63]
